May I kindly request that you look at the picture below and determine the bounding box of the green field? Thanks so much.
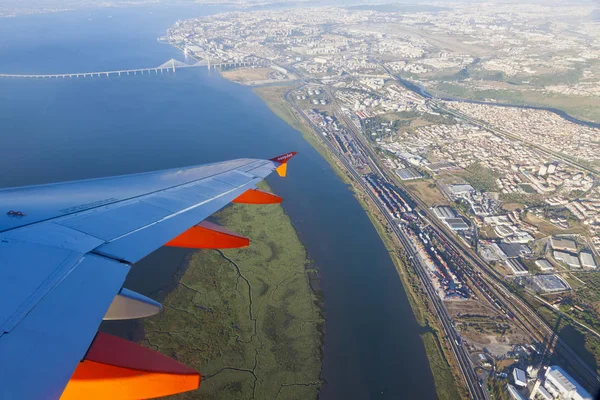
[459,163,500,193]
[421,331,462,400]
[430,82,600,124]
[141,184,323,399]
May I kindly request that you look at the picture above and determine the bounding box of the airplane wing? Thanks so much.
[0,152,296,400]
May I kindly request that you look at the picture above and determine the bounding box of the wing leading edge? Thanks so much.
[0,152,296,399]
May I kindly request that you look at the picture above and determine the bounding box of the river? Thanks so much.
[0,5,436,399]
[393,74,600,129]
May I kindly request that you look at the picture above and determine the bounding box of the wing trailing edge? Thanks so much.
[60,332,200,400]
[0,153,298,399]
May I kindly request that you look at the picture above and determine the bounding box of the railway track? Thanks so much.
[322,83,600,392]
[286,88,489,399]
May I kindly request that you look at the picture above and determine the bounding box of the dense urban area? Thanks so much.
[166,2,600,399]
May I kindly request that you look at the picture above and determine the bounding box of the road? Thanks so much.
[380,65,600,177]
[326,73,600,392]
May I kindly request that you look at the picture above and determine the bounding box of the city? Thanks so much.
[166,3,600,399]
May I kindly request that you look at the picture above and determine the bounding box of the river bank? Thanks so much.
[253,84,466,399]
[141,183,323,399]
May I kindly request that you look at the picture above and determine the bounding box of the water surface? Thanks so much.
[0,7,436,399]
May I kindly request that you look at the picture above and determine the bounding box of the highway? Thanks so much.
[0,58,268,79]
[286,88,490,399]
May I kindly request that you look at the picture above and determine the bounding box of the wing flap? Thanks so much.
[0,254,129,400]
[93,177,260,263]
[0,240,83,334]
[0,158,256,233]
[57,201,172,241]
[187,177,238,198]
[142,187,211,212]
[245,162,277,177]
[61,332,200,400]
[140,189,207,213]
[213,169,257,186]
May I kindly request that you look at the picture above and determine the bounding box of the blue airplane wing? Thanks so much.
[0,154,295,399]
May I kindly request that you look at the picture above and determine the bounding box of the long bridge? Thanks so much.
[0,58,270,79]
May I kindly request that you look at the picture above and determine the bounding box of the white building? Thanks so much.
[554,251,581,268]
[536,385,553,400]
[579,252,597,269]
[550,237,578,252]
[445,217,470,231]
[535,259,554,272]
[544,365,593,400]
[448,184,475,197]
[432,206,456,219]
[507,384,527,400]
[506,259,529,276]
[513,367,527,387]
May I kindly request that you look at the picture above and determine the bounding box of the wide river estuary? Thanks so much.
[0,5,436,399]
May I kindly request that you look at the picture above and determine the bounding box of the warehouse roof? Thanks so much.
[535,259,554,271]
[499,243,532,258]
[445,217,469,231]
[550,237,577,252]
[432,206,456,219]
[506,259,528,275]
[553,251,580,268]
[579,252,597,268]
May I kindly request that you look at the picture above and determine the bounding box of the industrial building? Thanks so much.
[506,259,529,275]
[432,206,456,219]
[507,384,527,400]
[448,184,475,198]
[498,242,533,258]
[579,252,597,269]
[553,251,581,268]
[426,161,456,173]
[505,232,534,244]
[444,217,470,231]
[536,385,553,400]
[535,259,554,272]
[533,274,570,293]
[396,167,423,181]
[513,368,527,387]
[550,237,578,252]
[544,365,593,400]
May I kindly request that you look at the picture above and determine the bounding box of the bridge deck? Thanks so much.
[0,58,269,79]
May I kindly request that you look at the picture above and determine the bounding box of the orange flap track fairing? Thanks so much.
[164,220,249,249]
[60,332,200,399]
[233,188,282,204]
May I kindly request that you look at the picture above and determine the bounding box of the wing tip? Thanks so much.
[269,152,297,164]
[270,152,296,177]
